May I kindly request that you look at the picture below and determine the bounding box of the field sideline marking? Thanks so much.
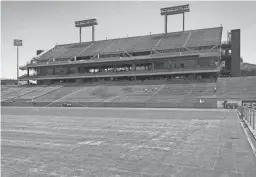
[45,87,88,107]
[2,106,229,112]
[235,110,256,157]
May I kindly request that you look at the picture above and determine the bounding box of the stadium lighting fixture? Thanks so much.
[75,18,98,43]
[160,4,190,33]
[14,39,22,81]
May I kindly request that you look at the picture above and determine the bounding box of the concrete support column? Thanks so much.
[168,61,172,71]
[165,15,168,34]
[27,69,30,85]
[132,63,136,71]
[183,12,185,31]
[152,62,155,71]
[92,25,95,42]
[79,27,82,43]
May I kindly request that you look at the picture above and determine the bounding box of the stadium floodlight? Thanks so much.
[160,4,190,33]
[75,19,98,43]
[14,39,23,82]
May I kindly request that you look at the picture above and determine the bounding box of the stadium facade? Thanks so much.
[19,26,240,84]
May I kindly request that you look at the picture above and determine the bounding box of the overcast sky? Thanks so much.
[1,1,256,79]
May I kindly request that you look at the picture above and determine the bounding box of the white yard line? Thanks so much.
[103,95,120,103]
[151,84,165,97]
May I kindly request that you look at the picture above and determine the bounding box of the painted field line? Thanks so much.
[103,95,120,103]
[151,84,165,97]
[145,84,165,102]
[45,87,87,107]
[236,110,256,157]
[2,106,229,112]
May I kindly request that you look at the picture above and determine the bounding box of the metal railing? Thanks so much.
[238,106,256,130]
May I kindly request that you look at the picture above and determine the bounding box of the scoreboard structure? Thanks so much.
[160,4,190,33]
[75,19,98,43]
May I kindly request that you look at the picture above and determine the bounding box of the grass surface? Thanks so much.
[1,107,256,177]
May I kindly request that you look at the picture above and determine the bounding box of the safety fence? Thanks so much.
[237,106,256,130]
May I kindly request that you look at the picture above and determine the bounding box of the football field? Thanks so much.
[1,107,256,177]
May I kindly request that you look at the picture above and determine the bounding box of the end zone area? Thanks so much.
[1,107,256,177]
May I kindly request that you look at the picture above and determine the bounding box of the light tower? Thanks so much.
[14,39,22,82]
[160,4,190,33]
[75,18,98,43]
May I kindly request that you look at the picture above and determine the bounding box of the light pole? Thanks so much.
[17,46,19,81]
[14,39,22,83]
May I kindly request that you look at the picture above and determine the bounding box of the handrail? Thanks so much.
[237,106,256,130]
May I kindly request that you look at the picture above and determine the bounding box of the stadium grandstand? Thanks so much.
[1,3,255,110]
[19,26,223,83]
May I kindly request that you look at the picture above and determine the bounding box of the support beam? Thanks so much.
[79,27,82,43]
[92,25,95,42]
[165,15,168,34]
[27,69,29,85]
[17,46,19,81]
[152,62,155,71]
[183,12,185,31]
[169,61,172,71]
[132,63,136,71]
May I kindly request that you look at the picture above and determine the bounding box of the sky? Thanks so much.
[1,1,256,79]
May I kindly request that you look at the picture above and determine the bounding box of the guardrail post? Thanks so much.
[253,110,255,130]
[250,109,252,126]
[247,107,249,122]
[249,108,251,125]
[246,107,248,122]
[251,109,253,126]
[247,108,250,122]
[245,107,247,121]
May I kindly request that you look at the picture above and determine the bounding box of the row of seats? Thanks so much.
[217,76,256,100]
[3,77,255,107]
[1,86,43,102]
[37,27,222,62]
[18,85,63,100]
[1,85,63,102]
[26,82,216,106]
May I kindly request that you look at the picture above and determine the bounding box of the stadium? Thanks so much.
[2,25,253,108]
[1,3,256,177]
